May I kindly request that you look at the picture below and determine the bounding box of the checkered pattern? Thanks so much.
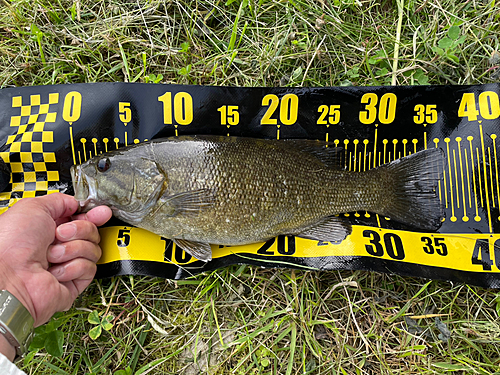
[0,94,60,212]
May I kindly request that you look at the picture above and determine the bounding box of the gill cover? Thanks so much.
[71,151,166,224]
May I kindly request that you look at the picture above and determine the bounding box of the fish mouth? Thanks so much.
[70,165,98,212]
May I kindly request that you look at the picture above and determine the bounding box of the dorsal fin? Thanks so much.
[282,139,344,169]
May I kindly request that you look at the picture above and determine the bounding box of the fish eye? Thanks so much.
[97,158,111,172]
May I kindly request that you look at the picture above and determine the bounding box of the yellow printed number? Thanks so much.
[471,238,500,271]
[62,91,82,124]
[359,93,397,124]
[161,238,192,264]
[158,92,193,125]
[413,104,438,124]
[479,92,500,120]
[421,236,448,256]
[119,102,132,124]
[363,230,405,260]
[117,228,131,247]
[218,105,239,126]
[261,94,298,125]
[317,105,340,125]
[458,91,500,121]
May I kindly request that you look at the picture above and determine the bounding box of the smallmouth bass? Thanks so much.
[71,136,445,261]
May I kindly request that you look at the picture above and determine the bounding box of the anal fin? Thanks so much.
[174,238,212,262]
[296,216,352,244]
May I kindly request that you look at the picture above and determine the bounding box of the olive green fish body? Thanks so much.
[71,136,444,261]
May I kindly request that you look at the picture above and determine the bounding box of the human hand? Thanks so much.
[0,193,112,329]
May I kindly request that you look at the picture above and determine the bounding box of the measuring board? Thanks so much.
[0,83,499,287]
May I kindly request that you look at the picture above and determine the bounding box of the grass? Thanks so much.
[1,0,500,374]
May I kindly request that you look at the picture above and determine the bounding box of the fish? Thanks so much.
[71,135,445,261]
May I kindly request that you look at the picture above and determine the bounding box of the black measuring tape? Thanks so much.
[0,83,499,288]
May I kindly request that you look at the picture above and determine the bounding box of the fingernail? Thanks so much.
[50,245,65,260]
[57,223,77,240]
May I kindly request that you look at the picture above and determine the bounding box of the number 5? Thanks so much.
[119,102,132,124]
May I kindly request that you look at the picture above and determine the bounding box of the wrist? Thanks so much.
[0,333,15,362]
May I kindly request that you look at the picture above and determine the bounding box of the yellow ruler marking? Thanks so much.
[479,124,493,232]
[78,151,81,165]
[92,138,97,156]
[344,139,349,169]
[464,148,472,209]
[488,147,495,208]
[446,138,454,217]
[441,138,450,210]
[412,139,418,154]
[125,132,128,146]
[353,140,359,171]
[424,131,427,149]
[373,128,378,168]
[81,138,87,162]
[468,137,480,221]
[358,151,362,172]
[452,149,461,214]
[69,126,76,165]
[476,148,484,208]
[383,139,388,164]
[491,134,500,216]
[392,139,398,161]
[103,138,109,152]
[114,137,119,149]
[451,149,465,222]
[455,137,467,217]
[333,139,340,166]
[433,139,443,203]
[402,139,407,156]
[363,139,368,172]
[368,152,372,171]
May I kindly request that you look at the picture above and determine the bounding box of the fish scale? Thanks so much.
[71,135,445,261]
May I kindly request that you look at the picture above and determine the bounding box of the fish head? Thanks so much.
[71,151,165,220]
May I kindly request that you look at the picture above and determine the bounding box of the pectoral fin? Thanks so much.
[296,216,352,243]
[174,239,212,261]
[156,189,215,217]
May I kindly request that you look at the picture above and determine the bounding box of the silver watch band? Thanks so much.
[0,290,34,359]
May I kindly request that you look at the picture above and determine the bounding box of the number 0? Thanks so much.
[63,91,82,123]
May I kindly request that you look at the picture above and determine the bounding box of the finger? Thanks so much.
[48,241,102,264]
[53,281,88,313]
[48,257,97,283]
[23,193,79,221]
[61,279,94,305]
[55,216,71,227]
[72,206,113,227]
[56,220,100,243]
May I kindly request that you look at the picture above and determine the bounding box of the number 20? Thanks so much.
[261,94,298,125]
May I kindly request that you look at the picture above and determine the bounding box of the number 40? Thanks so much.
[471,239,500,271]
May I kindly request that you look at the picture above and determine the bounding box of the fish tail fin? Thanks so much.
[377,148,445,231]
